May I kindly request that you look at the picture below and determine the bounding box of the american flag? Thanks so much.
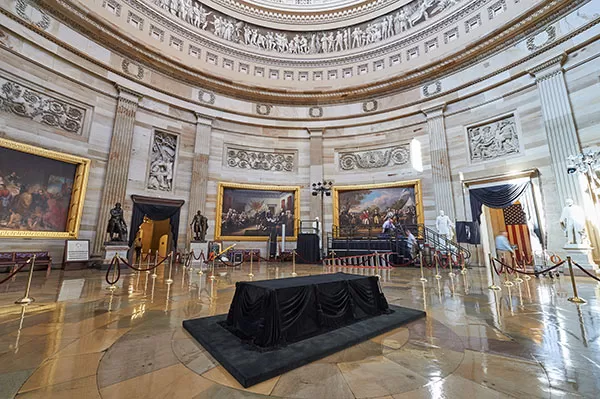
[502,204,532,263]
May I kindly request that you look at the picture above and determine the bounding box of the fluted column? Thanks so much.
[187,113,213,244]
[93,86,142,255]
[309,129,325,251]
[423,104,455,220]
[529,55,584,206]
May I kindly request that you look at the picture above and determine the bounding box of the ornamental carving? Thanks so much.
[339,145,410,170]
[15,0,51,30]
[226,147,295,172]
[422,81,442,97]
[526,26,556,51]
[0,77,85,135]
[467,114,520,162]
[150,0,463,55]
[148,131,178,191]
[121,59,145,79]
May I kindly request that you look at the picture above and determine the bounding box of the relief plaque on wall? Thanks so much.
[147,131,178,192]
[466,113,521,163]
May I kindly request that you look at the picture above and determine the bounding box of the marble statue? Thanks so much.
[190,210,209,241]
[156,0,463,55]
[560,198,588,246]
[435,210,454,240]
[107,203,128,242]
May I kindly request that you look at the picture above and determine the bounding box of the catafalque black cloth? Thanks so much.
[224,272,390,349]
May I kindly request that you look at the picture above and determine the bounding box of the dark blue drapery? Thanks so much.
[469,182,530,223]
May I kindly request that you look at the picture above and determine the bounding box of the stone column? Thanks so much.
[308,129,325,253]
[529,55,584,206]
[93,86,142,256]
[187,113,213,244]
[422,104,456,220]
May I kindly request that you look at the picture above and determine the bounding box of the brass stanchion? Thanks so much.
[460,253,467,275]
[448,253,456,277]
[375,251,380,278]
[419,252,427,282]
[501,256,514,287]
[165,252,174,285]
[151,250,158,279]
[488,254,501,291]
[330,251,336,274]
[462,270,469,295]
[248,251,254,277]
[291,250,297,277]
[107,253,118,291]
[512,254,523,284]
[567,256,586,304]
[434,253,442,280]
[150,272,156,303]
[15,255,36,304]
[196,251,204,275]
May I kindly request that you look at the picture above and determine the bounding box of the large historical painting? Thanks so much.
[215,182,300,241]
[0,138,90,238]
[333,180,423,237]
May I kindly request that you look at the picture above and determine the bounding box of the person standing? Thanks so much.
[495,231,515,265]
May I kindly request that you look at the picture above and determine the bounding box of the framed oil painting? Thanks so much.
[0,138,90,238]
[332,180,424,237]
[215,182,300,241]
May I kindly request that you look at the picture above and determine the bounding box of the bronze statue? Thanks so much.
[107,202,128,242]
[190,210,208,241]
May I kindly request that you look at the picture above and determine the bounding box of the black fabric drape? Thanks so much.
[296,234,320,263]
[224,273,389,349]
[469,182,530,223]
[128,202,182,250]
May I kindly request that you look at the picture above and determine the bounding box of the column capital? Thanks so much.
[307,128,324,138]
[528,53,567,81]
[195,112,214,126]
[115,84,142,104]
[421,103,446,119]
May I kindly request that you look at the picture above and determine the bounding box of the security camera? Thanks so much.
[566,164,577,174]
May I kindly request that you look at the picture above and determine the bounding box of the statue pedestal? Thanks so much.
[563,244,599,275]
[101,242,130,270]
[190,241,207,269]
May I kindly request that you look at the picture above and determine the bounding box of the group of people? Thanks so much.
[0,171,72,231]
[221,207,294,236]
[339,205,417,231]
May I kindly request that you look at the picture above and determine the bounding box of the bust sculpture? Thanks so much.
[190,210,209,242]
[107,202,128,242]
[436,210,454,240]
[560,198,588,246]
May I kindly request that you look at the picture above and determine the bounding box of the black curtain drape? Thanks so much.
[469,182,530,223]
[128,202,182,250]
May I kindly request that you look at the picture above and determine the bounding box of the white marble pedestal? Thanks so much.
[564,244,599,275]
[103,242,130,268]
[190,241,207,269]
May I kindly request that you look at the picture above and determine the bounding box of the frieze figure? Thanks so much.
[107,203,128,242]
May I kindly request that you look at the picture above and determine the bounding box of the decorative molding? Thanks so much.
[256,103,272,115]
[487,0,507,20]
[338,144,410,170]
[0,75,86,135]
[226,146,296,172]
[15,0,50,30]
[102,0,122,16]
[362,99,378,113]
[527,53,566,80]
[309,106,323,118]
[198,89,216,104]
[121,59,145,79]
[466,113,521,163]
[147,131,178,192]
[526,25,557,52]
[422,81,442,97]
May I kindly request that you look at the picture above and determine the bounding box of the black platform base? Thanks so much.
[183,305,425,388]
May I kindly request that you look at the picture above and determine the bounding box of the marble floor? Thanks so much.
[0,260,599,399]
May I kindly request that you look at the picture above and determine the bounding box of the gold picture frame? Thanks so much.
[0,137,90,239]
[215,182,300,241]
[332,180,424,237]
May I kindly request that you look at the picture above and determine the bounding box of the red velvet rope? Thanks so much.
[118,254,170,272]
[571,260,600,282]
[105,256,121,285]
[492,257,565,276]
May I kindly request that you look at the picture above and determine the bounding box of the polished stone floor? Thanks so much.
[1,260,599,399]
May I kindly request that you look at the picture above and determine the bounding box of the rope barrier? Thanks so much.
[105,256,121,285]
[492,257,565,276]
[0,259,31,285]
[118,254,170,272]
[571,260,600,283]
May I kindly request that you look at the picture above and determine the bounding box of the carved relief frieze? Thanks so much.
[338,144,410,170]
[198,89,215,104]
[256,104,272,115]
[148,131,178,191]
[422,81,442,97]
[466,113,521,163]
[16,0,51,30]
[121,59,145,79]
[309,106,323,118]
[0,76,86,135]
[363,100,378,112]
[149,0,465,56]
[226,146,295,172]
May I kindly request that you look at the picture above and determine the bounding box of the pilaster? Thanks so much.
[93,86,142,255]
[422,103,456,221]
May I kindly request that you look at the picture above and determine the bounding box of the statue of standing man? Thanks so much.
[191,210,209,242]
[107,202,128,242]
[560,198,588,246]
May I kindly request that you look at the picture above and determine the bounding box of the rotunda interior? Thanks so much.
[0,0,600,397]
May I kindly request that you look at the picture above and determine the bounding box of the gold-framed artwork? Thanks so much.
[215,182,300,241]
[332,180,424,237]
[0,137,90,239]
